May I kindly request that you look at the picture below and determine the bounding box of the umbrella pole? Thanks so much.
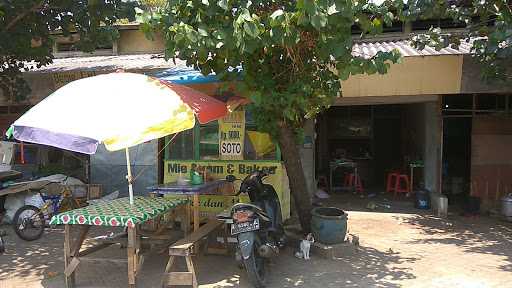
[125,148,134,205]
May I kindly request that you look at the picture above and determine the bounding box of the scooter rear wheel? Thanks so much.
[243,247,267,288]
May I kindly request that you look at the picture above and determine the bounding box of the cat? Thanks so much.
[295,233,314,260]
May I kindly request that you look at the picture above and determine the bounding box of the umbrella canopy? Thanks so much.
[9,72,228,205]
[10,72,227,154]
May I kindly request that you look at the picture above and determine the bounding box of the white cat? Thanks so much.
[295,233,314,260]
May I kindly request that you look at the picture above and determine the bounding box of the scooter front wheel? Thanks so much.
[243,247,267,288]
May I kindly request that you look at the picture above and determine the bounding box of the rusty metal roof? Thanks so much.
[31,54,187,73]
[352,39,472,58]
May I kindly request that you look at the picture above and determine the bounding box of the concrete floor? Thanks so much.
[1,192,512,288]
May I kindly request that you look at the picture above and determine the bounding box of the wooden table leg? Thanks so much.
[64,225,90,287]
[127,226,137,288]
[193,194,200,232]
[64,224,75,288]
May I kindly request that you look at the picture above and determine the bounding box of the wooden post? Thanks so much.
[193,194,200,232]
[127,226,137,288]
[64,225,75,288]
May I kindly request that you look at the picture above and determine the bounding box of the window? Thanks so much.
[167,130,193,160]
[199,123,220,160]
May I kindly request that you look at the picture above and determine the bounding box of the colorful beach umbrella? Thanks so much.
[9,72,227,204]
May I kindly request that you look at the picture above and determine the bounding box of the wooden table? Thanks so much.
[147,180,227,232]
[49,196,189,288]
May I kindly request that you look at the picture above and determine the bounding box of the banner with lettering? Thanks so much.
[218,109,245,160]
[164,160,290,219]
[52,71,97,90]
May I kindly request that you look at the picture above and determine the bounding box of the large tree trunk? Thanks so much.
[278,122,312,232]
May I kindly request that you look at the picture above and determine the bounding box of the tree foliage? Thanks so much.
[0,0,133,102]
[140,0,401,137]
[404,0,512,82]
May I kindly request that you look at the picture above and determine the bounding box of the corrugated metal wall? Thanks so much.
[90,140,158,197]
[471,116,512,210]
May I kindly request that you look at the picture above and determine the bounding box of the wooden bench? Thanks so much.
[162,219,225,288]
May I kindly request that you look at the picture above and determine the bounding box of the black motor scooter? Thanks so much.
[219,171,285,288]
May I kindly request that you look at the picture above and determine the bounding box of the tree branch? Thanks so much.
[3,0,46,33]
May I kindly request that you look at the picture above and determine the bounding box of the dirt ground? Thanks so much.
[1,193,512,288]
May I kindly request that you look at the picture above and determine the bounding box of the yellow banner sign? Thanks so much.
[52,71,97,90]
[164,160,290,219]
[218,109,245,160]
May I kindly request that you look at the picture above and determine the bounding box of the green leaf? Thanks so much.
[304,0,317,14]
[240,8,252,21]
[217,0,228,11]
[310,13,328,30]
[372,18,381,28]
[270,9,284,19]
[339,68,350,80]
[198,27,208,37]
[244,22,260,38]
[327,4,338,15]
[384,12,394,26]
[212,30,226,40]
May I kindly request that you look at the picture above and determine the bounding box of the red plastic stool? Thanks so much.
[386,172,399,193]
[343,173,351,187]
[394,174,411,197]
[347,173,364,193]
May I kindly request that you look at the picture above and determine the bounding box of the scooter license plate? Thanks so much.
[231,218,260,235]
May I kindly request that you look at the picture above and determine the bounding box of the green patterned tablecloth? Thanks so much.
[49,196,189,227]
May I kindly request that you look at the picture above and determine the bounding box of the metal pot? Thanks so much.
[501,194,512,221]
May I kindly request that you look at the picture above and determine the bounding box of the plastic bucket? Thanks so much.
[415,189,430,209]
[311,207,347,245]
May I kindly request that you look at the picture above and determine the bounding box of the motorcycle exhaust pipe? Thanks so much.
[258,243,279,258]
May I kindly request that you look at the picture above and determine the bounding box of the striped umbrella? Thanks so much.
[8,72,227,204]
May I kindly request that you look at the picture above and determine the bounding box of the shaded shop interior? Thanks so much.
[315,99,441,197]
[314,93,512,214]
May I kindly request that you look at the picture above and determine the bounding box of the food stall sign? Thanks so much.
[164,160,290,219]
[219,109,245,160]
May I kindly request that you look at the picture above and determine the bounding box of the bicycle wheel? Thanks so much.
[13,205,45,241]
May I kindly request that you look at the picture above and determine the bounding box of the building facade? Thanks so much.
[2,23,511,213]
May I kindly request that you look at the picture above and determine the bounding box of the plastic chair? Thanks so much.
[393,174,410,197]
[346,173,364,193]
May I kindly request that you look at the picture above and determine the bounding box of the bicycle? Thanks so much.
[13,183,85,241]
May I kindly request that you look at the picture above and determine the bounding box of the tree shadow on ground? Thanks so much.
[397,214,512,272]
[197,244,418,288]
[0,225,131,288]
[0,225,65,287]
[2,222,418,288]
